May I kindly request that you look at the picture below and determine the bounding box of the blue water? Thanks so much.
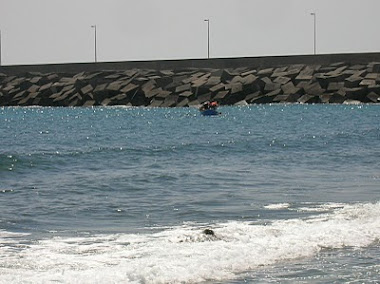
[0,105,379,283]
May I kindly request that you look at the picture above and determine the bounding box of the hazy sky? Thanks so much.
[0,0,379,65]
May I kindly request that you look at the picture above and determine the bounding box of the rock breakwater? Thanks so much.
[1,61,380,107]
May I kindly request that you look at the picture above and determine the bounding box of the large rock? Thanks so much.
[303,82,324,96]
[344,87,367,101]
[281,82,301,95]
[298,94,319,104]
[367,92,380,102]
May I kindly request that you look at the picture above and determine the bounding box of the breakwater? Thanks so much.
[1,53,380,107]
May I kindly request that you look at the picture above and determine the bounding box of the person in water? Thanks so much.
[200,101,218,111]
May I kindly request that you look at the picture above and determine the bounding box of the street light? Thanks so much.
[204,19,210,59]
[310,12,316,55]
[91,25,97,62]
[0,29,2,66]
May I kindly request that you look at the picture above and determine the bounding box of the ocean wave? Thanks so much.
[0,201,379,283]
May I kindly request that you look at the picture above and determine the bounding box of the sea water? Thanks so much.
[0,105,379,283]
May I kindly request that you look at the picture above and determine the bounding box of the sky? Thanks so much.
[0,0,379,65]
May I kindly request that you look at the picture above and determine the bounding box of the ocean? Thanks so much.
[0,105,379,283]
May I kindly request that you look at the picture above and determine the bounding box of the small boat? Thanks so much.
[200,101,220,116]
[200,109,220,116]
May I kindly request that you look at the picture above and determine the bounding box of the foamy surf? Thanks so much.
[0,202,379,283]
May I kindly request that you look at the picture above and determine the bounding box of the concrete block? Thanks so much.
[149,98,163,107]
[213,90,229,100]
[123,70,138,77]
[359,79,376,86]
[220,69,236,82]
[316,73,345,89]
[105,73,123,79]
[191,77,208,88]
[272,66,288,76]
[84,92,94,100]
[287,64,304,74]
[319,66,336,73]
[30,77,42,84]
[367,92,380,102]
[175,83,191,93]
[205,76,221,86]
[245,91,262,102]
[8,87,21,95]
[39,83,53,92]
[295,74,313,83]
[155,90,172,99]
[197,93,212,103]
[367,84,380,94]
[28,85,40,93]
[250,90,280,104]
[325,65,347,76]
[273,94,289,102]
[327,82,345,91]
[69,93,82,102]
[241,74,258,85]
[344,87,367,101]
[83,100,96,107]
[81,84,94,95]
[179,91,193,98]
[111,94,128,102]
[231,76,244,84]
[345,76,363,88]
[209,83,225,93]
[304,82,324,96]
[330,62,346,67]
[274,76,291,85]
[264,81,281,93]
[159,70,174,76]
[18,94,33,105]
[187,99,201,107]
[46,74,59,81]
[13,90,26,100]
[31,97,41,105]
[350,65,366,70]
[120,83,139,94]
[144,87,162,98]
[234,100,249,106]
[161,95,178,107]
[94,83,108,93]
[257,68,274,76]
[68,99,79,107]
[241,70,256,76]
[298,94,319,104]
[319,94,332,103]
[107,81,124,92]
[229,82,243,94]
[369,62,380,73]
[300,65,317,76]
[177,98,190,107]
[365,73,379,80]
[141,80,156,94]
[281,82,301,95]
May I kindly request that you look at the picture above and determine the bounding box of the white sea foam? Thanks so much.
[0,202,379,283]
[263,203,290,210]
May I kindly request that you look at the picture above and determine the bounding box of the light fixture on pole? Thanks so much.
[310,12,316,55]
[204,19,210,59]
[0,29,2,66]
[91,25,97,62]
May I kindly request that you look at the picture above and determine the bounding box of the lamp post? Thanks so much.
[91,25,97,62]
[0,29,2,66]
[310,12,316,55]
[204,19,210,59]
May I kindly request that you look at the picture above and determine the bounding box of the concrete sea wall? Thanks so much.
[1,53,380,107]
